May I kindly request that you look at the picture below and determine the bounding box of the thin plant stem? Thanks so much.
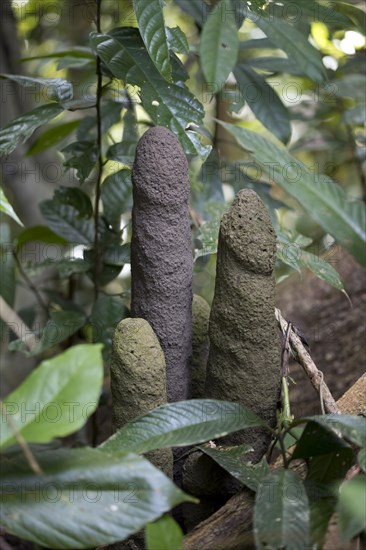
[13,250,48,313]
[0,400,43,474]
[93,0,103,299]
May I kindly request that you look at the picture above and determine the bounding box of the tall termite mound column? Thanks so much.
[131,126,193,402]
[205,189,281,459]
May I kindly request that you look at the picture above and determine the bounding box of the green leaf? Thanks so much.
[62,141,98,183]
[200,0,239,85]
[338,475,366,542]
[276,230,345,291]
[218,122,366,267]
[101,169,132,229]
[0,103,64,157]
[299,415,366,448]
[100,399,268,454]
[0,74,73,102]
[245,56,304,75]
[0,447,192,549]
[198,444,270,492]
[91,295,127,360]
[26,120,80,156]
[90,28,209,158]
[21,48,95,63]
[77,101,123,141]
[32,310,86,355]
[0,188,23,226]
[40,188,95,245]
[300,249,345,291]
[167,26,189,54]
[106,109,138,167]
[24,258,90,279]
[292,421,351,460]
[54,187,94,218]
[133,0,172,81]
[305,445,354,548]
[243,8,327,84]
[254,470,310,549]
[146,515,183,550]
[0,344,103,449]
[234,65,291,143]
[15,225,67,251]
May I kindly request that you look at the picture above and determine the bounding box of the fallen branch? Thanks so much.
[275,308,339,414]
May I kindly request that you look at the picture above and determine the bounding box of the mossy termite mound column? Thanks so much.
[110,317,173,477]
[131,126,192,402]
[205,189,281,459]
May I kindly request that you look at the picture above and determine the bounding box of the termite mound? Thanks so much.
[131,126,193,403]
[205,189,281,459]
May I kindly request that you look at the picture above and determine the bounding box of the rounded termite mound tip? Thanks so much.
[112,317,163,354]
[220,188,277,274]
[132,125,189,205]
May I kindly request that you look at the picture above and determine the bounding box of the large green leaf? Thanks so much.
[0,103,64,157]
[198,444,270,492]
[234,64,291,143]
[0,447,192,549]
[0,187,23,226]
[62,141,98,183]
[26,120,80,156]
[133,0,172,81]
[146,515,183,550]
[200,0,239,85]
[254,470,310,549]
[276,230,345,291]
[243,7,327,84]
[0,344,103,449]
[100,400,268,454]
[15,225,67,251]
[292,421,351,460]
[90,28,209,158]
[338,475,366,542]
[298,415,366,448]
[106,109,138,167]
[0,74,73,102]
[40,188,95,245]
[33,310,86,355]
[218,122,366,267]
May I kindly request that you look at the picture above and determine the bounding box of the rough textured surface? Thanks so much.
[191,295,210,398]
[205,189,281,459]
[131,126,193,402]
[110,317,173,477]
